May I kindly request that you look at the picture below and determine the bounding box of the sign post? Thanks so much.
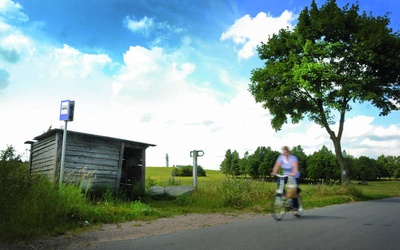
[59,100,75,186]
[190,150,204,189]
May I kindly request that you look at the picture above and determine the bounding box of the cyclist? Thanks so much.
[271,146,301,216]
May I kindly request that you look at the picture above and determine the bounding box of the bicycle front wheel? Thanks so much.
[271,194,286,221]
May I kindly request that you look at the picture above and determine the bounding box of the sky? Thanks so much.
[0,0,399,170]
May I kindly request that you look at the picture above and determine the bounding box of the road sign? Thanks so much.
[59,100,75,121]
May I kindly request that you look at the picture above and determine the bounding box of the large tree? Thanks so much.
[249,0,400,184]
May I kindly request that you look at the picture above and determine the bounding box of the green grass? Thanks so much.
[146,167,400,215]
[1,165,399,243]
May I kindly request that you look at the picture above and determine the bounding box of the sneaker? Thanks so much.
[293,209,299,217]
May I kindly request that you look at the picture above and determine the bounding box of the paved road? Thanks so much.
[88,197,400,250]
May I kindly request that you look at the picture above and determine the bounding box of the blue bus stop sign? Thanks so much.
[60,100,71,121]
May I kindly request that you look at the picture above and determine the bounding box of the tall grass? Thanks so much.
[145,167,400,215]
[1,165,399,243]
[0,162,159,242]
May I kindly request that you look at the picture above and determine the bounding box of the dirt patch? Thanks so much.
[2,213,266,249]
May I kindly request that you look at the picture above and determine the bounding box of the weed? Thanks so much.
[168,176,182,186]
[218,178,252,208]
[174,193,193,205]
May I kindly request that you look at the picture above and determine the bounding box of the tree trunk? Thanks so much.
[331,136,350,185]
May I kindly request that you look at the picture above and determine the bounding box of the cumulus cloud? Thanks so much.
[221,11,296,60]
[309,115,400,158]
[111,45,195,101]
[0,0,398,170]
[49,44,112,79]
[0,0,29,23]
[0,17,32,64]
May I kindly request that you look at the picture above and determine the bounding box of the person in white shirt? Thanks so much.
[271,146,301,216]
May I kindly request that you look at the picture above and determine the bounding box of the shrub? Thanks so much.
[171,165,206,177]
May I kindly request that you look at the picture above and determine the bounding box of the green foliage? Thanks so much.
[174,193,193,205]
[146,177,157,188]
[307,146,340,182]
[220,146,286,179]
[0,151,90,241]
[220,149,232,176]
[0,145,159,242]
[355,156,379,181]
[291,145,308,179]
[249,0,400,184]
[220,144,398,183]
[376,155,400,179]
[171,165,206,177]
[168,176,182,186]
[218,178,252,208]
[2,146,399,243]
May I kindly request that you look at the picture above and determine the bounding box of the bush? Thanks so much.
[171,165,206,177]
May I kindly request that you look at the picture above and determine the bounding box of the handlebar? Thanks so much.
[274,174,289,178]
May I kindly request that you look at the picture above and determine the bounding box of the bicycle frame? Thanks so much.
[271,174,303,221]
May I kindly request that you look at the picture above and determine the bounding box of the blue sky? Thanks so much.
[1,0,399,169]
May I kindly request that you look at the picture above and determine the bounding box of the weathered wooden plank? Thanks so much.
[31,147,53,158]
[31,137,56,153]
[31,164,54,178]
[32,154,55,163]
[31,160,55,172]
[65,155,118,167]
[64,175,116,185]
[66,143,120,154]
[65,163,118,171]
[31,148,56,173]
[66,150,120,160]
[68,135,120,150]
[65,168,118,176]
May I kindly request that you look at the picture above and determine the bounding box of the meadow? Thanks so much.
[1,165,399,243]
[145,167,400,214]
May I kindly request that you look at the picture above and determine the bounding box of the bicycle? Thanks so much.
[271,174,303,221]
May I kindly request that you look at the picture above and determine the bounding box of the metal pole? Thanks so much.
[59,120,68,187]
[192,151,198,189]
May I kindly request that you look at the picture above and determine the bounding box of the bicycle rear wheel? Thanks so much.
[271,194,286,221]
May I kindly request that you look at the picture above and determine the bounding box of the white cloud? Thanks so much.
[1,1,399,171]
[124,16,183,38]
[0,0,29,23]
[300,115,400,159]
[0,19,32,64]
[50,44,112,79]
[344,115,375,137]
[124,16,154,34]
[221,10,296,60]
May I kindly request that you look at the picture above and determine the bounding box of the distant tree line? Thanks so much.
[220,145,400,183]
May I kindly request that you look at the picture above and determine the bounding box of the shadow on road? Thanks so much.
[295,215,346,220]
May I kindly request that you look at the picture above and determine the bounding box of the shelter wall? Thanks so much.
[63,133,121,190]
[30,134,59,182]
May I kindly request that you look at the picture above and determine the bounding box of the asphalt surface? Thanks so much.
[88,197,400,250]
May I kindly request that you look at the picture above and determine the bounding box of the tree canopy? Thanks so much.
[249,0,400,184]
[219,145,400,182]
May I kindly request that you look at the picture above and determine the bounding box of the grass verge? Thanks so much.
[1,166,399,243]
